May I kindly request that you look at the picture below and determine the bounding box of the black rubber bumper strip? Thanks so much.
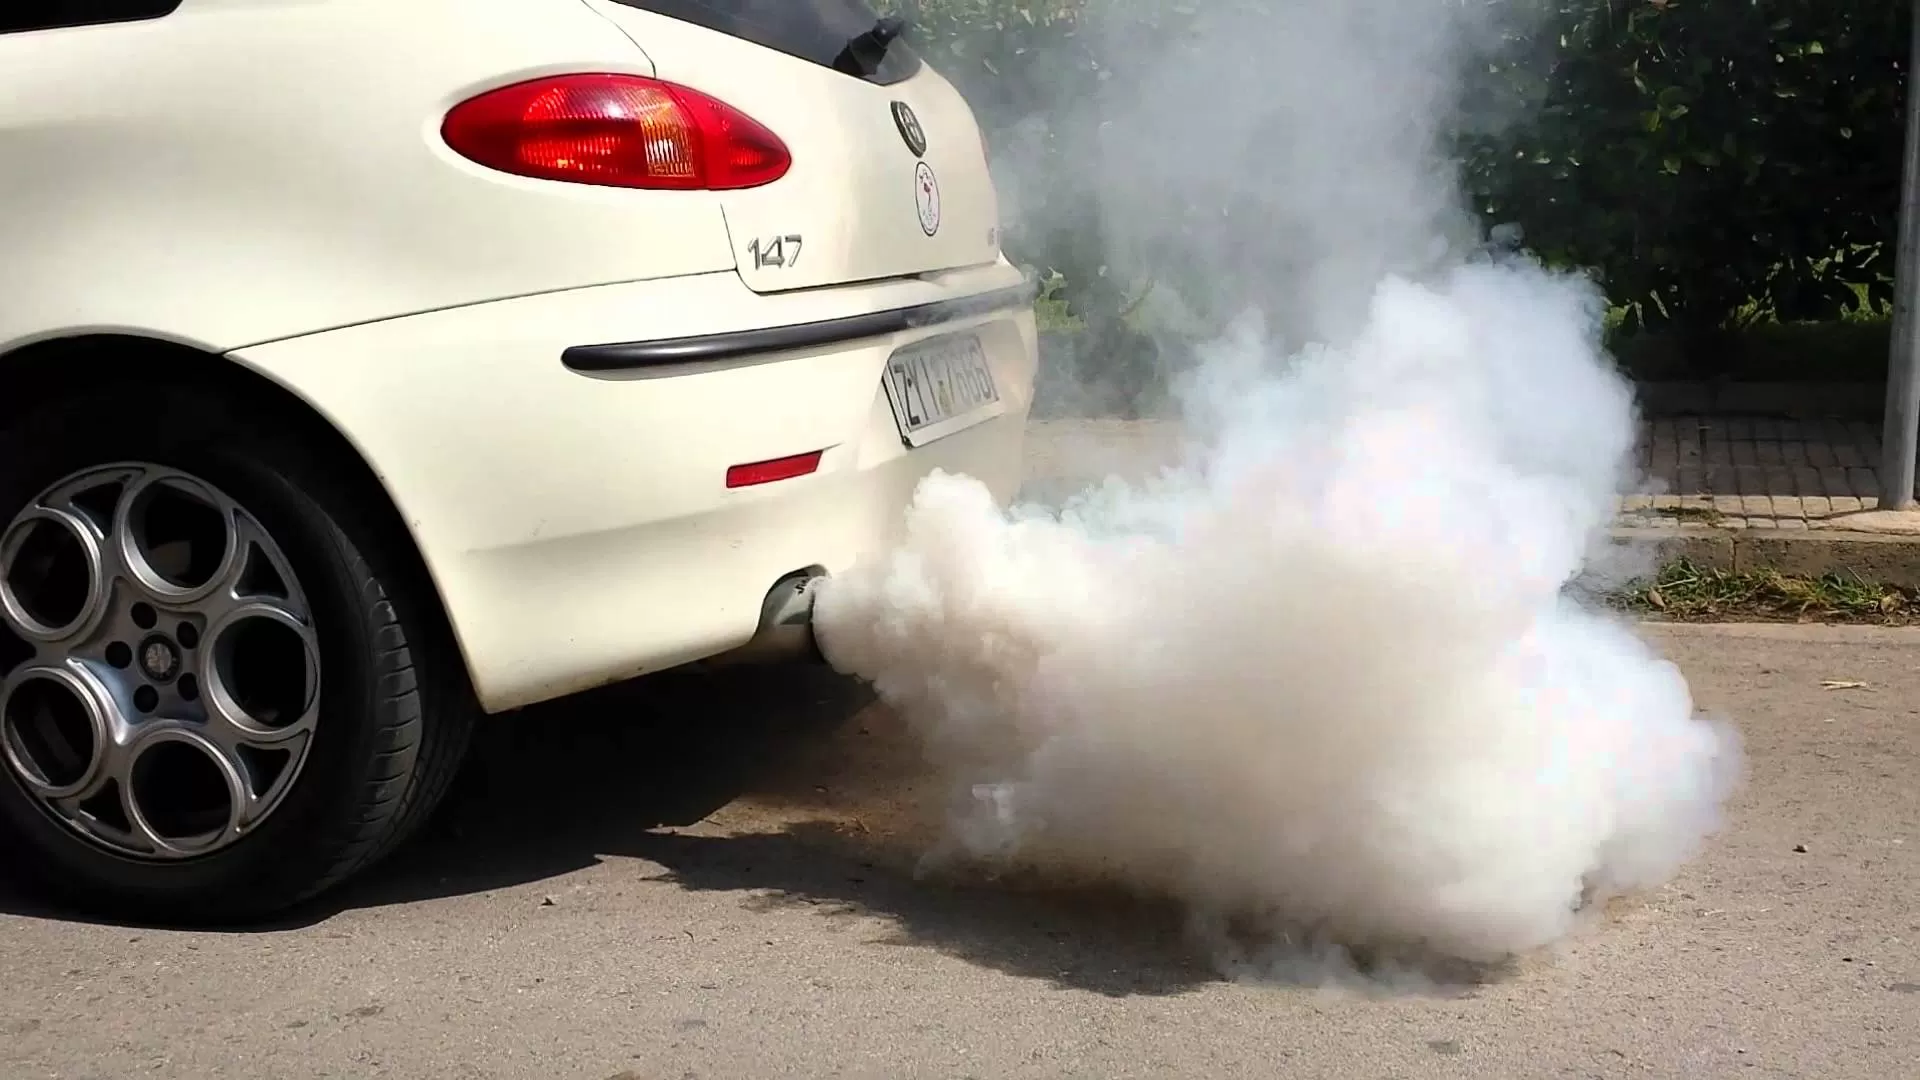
[561,278,1039,373]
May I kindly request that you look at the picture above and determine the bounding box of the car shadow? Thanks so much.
[371,663,870,883]
[342,662,1224,997]
[0,662,1214,996]
[0,663,857,923]
[0,661,1512,998]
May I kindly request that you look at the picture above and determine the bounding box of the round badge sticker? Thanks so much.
[914,161,941,237]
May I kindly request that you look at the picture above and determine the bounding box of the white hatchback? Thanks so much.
[0,0,1035,920]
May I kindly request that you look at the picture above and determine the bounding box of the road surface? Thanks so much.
[1,620,1915,1079]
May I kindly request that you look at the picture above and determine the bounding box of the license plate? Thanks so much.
[881,332,1003,447]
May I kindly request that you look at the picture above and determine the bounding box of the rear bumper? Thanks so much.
[229,264,1038,712]
[561,279,1038,372]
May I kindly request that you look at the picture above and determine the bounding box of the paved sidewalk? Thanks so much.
[1025,415,1912,528]
[1023,415,1920,583]
[1626,415,1892,530]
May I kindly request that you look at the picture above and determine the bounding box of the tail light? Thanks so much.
[441,73,791,191]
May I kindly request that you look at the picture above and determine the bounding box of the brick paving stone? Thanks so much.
[1618,413,1901,531]
[1677,421,1703,464]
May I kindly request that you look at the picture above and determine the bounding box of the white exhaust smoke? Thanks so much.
[810,0,1744,968]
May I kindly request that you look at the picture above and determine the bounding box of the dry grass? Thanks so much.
[1609,559,1918,625]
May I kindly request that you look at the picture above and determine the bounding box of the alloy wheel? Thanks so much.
[0,464,321,860]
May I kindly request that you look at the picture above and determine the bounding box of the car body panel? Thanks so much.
[581,1,1003,295]
[230,261,1037,712]
[0,0,729,354]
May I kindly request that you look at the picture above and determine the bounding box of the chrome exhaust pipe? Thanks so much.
[701,571,827,668]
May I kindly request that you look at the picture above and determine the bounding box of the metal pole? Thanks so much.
[1879,0,1920,510]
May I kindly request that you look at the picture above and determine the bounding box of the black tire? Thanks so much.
[0,377,477,923]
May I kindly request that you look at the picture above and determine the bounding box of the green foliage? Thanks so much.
[889,0,1911,350]
[1468,0,1908,335]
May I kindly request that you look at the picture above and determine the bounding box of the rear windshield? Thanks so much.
[605,0,923,85]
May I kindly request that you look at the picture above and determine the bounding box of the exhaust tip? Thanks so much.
[704,571,826,669]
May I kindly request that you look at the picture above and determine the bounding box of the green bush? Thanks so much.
[891,0,1909,357]
[1469,0,1907,337]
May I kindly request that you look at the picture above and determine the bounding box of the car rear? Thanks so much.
[230,0,1040,712]
[0,0,1035,922]
[571,0,1006,293]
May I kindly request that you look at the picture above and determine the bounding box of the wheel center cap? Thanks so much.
[139,636,181,682]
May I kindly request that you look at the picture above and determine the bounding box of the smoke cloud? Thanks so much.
[812,0,1744,971]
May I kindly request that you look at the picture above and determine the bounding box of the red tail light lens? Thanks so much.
[442,73,791,191]
[726,450,823,489]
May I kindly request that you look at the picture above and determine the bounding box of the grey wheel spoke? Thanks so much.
[200,599,320,742]
[0,462,322,862]
[38,466,143,546]
[111,471,242,609]
[215,725,312,831]
[0,506,110,645]
[196,515,310,625]
[122,728,247,857]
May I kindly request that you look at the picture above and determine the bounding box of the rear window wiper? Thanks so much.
[832,15,907,78]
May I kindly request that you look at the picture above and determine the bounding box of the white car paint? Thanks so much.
[0,0,1036,712]
[577,0,1004,294]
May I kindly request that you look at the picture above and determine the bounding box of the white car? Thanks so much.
[0,0,1035,920]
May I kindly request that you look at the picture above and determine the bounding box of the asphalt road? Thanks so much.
[2,621,1915,1079]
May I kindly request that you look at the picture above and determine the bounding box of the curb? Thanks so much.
[1610,526,1920,586]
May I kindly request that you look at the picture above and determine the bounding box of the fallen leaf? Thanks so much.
[1646,586,1668,610]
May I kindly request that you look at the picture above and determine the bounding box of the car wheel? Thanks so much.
[0,377,475,923]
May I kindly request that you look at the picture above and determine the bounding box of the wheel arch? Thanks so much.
[0,333,467,689]
[0,332,397,510]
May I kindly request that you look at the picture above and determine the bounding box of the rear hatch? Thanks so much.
[582,0,1003,294]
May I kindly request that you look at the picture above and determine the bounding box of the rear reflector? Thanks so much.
[442,73,791,190]
[726,450,824,489]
